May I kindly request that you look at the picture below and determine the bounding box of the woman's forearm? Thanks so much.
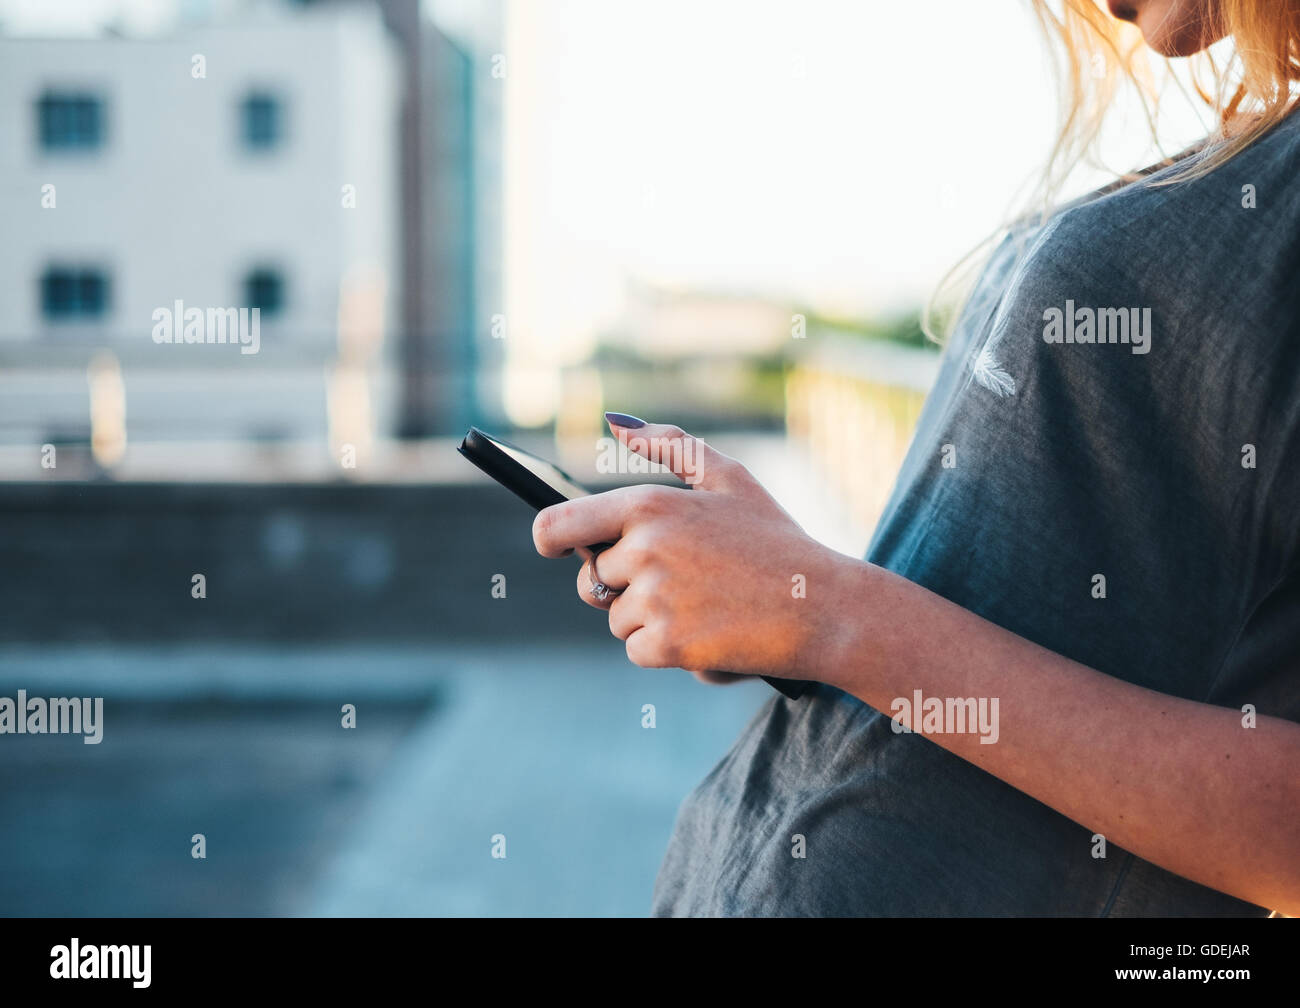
[819,555,1300,915]
[535,420,1299,913]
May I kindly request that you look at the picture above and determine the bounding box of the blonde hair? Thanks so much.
[923,0,1300,342]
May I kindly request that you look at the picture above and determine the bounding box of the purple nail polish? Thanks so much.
[605,412,646,429]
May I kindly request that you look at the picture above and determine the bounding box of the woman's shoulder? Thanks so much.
[1069,107,1300,229]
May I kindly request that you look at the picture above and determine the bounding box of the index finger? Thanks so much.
[532,485,644,558]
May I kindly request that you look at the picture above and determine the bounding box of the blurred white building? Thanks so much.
[0,3,401,458]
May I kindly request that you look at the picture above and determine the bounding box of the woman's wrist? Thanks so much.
[797,548,884,692]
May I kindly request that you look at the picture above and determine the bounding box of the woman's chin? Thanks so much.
[1135,6,1225,57]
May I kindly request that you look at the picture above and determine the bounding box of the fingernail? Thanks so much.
[605,411,645,429]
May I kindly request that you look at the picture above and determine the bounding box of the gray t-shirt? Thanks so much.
[652,112,1300,916]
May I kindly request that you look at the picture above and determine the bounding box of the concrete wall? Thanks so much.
[0,481,611,643]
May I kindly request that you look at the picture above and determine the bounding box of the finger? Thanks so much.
[575,560,615,611]
[606,590,643,642]
[604,414,746,492]
[532,486,642,558]
[625,625,675,669]
[575,536,638,594]
[574,546,629,611]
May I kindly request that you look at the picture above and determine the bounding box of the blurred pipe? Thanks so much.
[503,360,559,428]
[327,362,373,476]
[87,351,126,469]
[338,263,387,362]
[555,364,604,449]
[785,359,926,536]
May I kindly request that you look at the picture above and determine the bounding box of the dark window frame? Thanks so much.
[37,90,106,152]
[243,267,286,318]
[40,265,112,321]
[240,90,284,151]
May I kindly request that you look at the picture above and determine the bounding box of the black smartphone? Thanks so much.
[458,426,809,701]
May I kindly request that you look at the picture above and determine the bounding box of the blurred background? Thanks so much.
[0,0,1208,915]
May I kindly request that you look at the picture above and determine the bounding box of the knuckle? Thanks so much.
[710,449,741,476]
[698,441,742,478]
[629,485,671,519]
[628,629,676,669]
[608,609,632,641]
[658,639,684,668]
[640,579,669,616]
[618,532,657,570]
[625,634,651,668]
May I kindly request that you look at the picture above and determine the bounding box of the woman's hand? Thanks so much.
[531,417,857,682]
[532,420,1300,913]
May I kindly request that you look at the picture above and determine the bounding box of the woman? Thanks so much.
[533,0,1300,916]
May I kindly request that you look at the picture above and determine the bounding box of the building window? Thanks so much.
[241,92,282,150]
[41,266,110,320]
[38,92,105,151]
[244,268,284,317]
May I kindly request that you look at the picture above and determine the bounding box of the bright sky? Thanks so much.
[493,0,1211,366]
[4,0,1213,354]
[503,0,1057,324]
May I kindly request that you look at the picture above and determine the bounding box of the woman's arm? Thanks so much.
[827,555,1300,916]
[533,419,1300,915]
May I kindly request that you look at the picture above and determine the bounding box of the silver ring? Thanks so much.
[588,551,621,602]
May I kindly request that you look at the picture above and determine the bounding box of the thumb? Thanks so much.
[604,412,745,492]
